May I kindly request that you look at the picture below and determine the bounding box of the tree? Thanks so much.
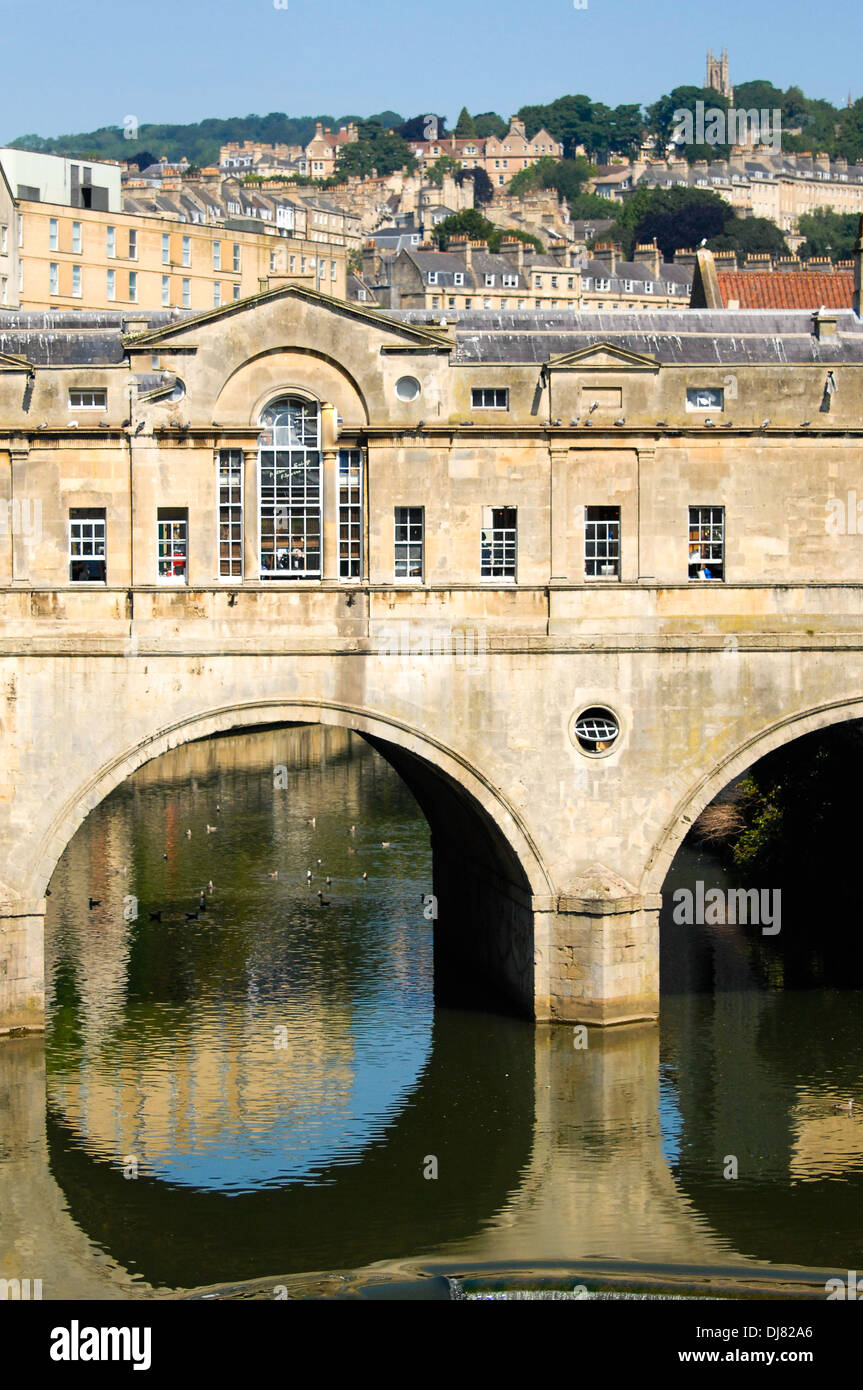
[473,112,508,139]
[432,209,495,247]
[455,166,493,204]
[507,155,596,204]
[453,107,476,137]
[431,209,542,252]
[734,80,785,112]
[647,85,730,155]
[797,208,859,261]
[395,113,448,142]
[336,128,416,178]
[602,185,730,258]
[707,217,790,258]
[426,155,461,186]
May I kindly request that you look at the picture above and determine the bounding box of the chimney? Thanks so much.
[744,252,773,271]
[813,309,839,339]
[592,242,619,274]
[673,248,698,270]
[854,215,863,315]
[450,234,471,268]
[634,240,661,277]
[510,117,527,138]
[499,237,524,270]
[712,249,738,272]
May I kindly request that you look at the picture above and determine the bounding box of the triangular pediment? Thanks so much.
[0,349,31,372]
[123,282,453,353]
[548,341,659,371]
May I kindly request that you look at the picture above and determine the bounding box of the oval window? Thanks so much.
[395,375,421,402]
[573,706,620,755]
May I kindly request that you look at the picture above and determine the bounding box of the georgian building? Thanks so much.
[2,263,863,601]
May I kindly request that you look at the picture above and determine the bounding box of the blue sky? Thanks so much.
[1,0,861,141]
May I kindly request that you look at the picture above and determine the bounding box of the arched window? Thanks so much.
[258,396,321,578]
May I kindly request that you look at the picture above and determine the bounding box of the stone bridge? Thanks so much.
[2,596,863,1031]
[3,282,863,1030]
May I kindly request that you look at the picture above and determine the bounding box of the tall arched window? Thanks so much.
[258,396,321,578]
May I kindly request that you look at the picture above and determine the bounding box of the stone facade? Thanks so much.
[2,286,863,1030]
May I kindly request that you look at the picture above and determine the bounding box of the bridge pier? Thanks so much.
[546,888,661,1026]
[433,846,660,1025]
[0,901,46,1034]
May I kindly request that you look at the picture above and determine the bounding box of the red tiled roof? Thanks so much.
[717,270,854,310]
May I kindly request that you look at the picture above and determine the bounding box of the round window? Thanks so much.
[573,706,620,755]
[395,375,421,402]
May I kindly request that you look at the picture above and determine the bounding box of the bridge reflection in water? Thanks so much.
[0,727,862,1296]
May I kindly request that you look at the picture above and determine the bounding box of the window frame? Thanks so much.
[584,505,621,580]
[394,505,424,582]
[688,505,725,581]
[480,505,517,580]
[69,508,106,583]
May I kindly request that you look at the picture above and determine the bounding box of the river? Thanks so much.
[1,725,861,1298]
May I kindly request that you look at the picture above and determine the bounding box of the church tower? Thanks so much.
[705,49,733,102]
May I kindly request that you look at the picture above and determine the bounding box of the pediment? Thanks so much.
[123,283,453,355]
[548,341,659,371]
[0,350,31,372]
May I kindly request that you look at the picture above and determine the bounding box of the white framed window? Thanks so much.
[212,240,221,270]
[182,235,191,267]
[0,224,7,254]
[481,506,517,578]
[218,450,243,578]
[213,282,221,308]
[72,221,82,254]
[257,398,322,578]
[427,271,438,284]
[394,506,424,581]
[551,276,558,289]
[331,259,336,280]
[69,508,106,582]
[454,272,464,286]
[49,218,58,251]
[0,277,6,306]
[233,284,241,301]
[471,388,509,410]
[338,449,363,579]
[535,275,543,288]
[128,228,137,259]
[69,388,107,409]
[585,506,620,578]
[484,274,495,287]
[689,506,725,580]
[72,264,82,298]
[107,268,115,300]
[182,278,191,307]
[597,277,610,291]
[128,271,138,302]
[161,274,170,306]
[161,232,170,264]
[49,262,59,295]
[107,225,116,257]
[502,273,517,287]
[232,243,241,272]
[157,508,188,582]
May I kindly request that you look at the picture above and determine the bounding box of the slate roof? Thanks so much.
[388,307,863,364]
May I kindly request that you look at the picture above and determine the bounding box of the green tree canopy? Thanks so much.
[797,207,860,261]
[336,126,416,178]
[473,112,508,138]
[431,209,542,252]
[707,217,790,258]
[453,107,476,137]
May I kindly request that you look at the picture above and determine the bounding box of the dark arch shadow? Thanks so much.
[47,1008,535,1290]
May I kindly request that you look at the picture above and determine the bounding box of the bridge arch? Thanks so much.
[29,700,554,1020]
[642,695,863,899]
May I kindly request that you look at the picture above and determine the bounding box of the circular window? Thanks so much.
[573,706,620,756]
[395,375,421,402]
